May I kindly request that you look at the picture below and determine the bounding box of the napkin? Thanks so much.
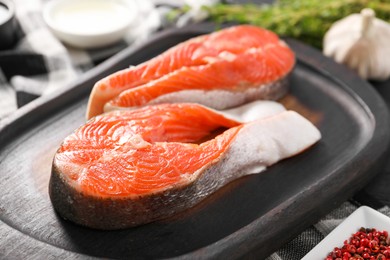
[0,0,162,120]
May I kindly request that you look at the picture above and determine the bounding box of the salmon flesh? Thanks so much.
[86,25,295,119]
[50,101,320,230]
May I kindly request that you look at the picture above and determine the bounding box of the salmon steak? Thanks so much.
[50,101,321,230]
[86,25,295,119]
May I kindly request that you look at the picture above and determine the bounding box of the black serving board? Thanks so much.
[1,23,389,259]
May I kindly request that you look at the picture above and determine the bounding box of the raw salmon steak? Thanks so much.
[86,25,295,119]
[50,101,321,230]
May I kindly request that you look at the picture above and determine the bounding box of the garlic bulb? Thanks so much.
[323,8,390,81]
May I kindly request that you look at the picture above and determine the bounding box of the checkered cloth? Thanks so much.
[1,1,390,259]
[0,0,162,119]
[267,202,390,259]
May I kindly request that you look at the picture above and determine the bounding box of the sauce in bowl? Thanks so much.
[51,2,131,35]
[43,0,137,48]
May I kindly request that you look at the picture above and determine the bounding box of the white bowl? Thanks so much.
[302,206,390,260]
[43,0,137,49]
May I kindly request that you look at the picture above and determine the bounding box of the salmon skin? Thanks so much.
[86,25,295,119]
[50,101,320,230]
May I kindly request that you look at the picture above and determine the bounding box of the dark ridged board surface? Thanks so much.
[0,23,389,259]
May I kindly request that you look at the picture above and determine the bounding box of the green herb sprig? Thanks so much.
[201,0,390,49]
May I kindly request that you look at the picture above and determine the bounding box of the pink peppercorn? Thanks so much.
[325,227,390,260]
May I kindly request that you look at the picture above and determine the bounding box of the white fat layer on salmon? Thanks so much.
[117,134,151,149]
[103,76,289,113]
[202,51,237,63]
[185,111,321,188]
[212,100,286,123]
[224,110,321,173]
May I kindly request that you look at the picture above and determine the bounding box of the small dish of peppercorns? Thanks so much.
[302,206,390,260]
